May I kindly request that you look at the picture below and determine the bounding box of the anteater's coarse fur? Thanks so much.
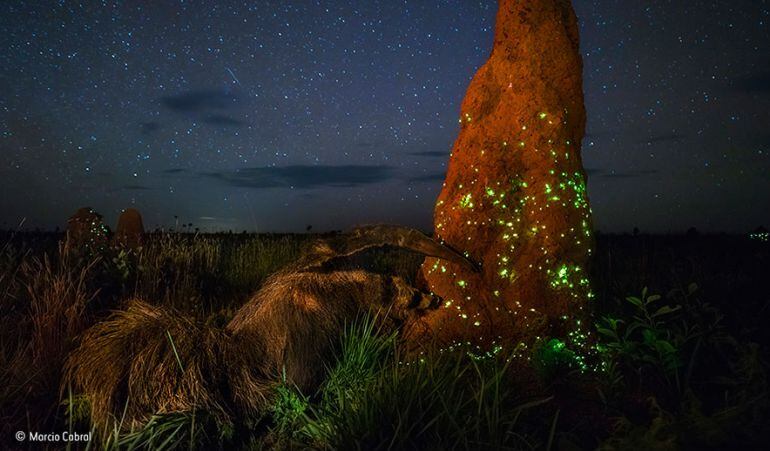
[64,225,476,434]
[63,300,249,433]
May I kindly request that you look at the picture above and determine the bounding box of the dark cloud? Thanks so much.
[202,114,246,127]
[641,133,685,145]
[597,169,659,179]
[584,167,603,176]
[161,168,186,174]
[586,167,659,179]
[296,192,320,200]
[409,150,448,158]
[732,72,770,92]
[139,121,160,134]
[109,184,152,192]
[160,89,237,112]
[203,165,396,189]
[408,171,446,182]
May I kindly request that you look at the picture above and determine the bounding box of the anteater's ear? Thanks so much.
[300,224,479,273]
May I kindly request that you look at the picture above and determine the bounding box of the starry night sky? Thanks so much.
[1,1,768,233]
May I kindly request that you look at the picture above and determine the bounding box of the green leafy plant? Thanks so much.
[270,372,312,440]
[596,283,770,449]
[596,287,683,391]
[108,248,141,283]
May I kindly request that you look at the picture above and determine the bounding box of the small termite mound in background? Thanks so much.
[114,208,145,249]
[66,207,110,251]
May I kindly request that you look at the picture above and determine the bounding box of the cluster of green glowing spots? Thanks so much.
[485,184,519,215]
[540,172,589,211]
[434,340,529,363]
[426,111,597,353]
[548,263,589,290]
[459,193,474,209]
[749,232,769,242]
[581,220,591,238]
[568,322,588,345]
[467,344,504,361]
[534,338,579,375]
[546,333,591,373]
[544,183,561,202]
[498,267,516,280]
[428,260,450,275]
[459,112,472,124]
[567,173,589,209]
[425,264,483,325]
[478,178,531,283]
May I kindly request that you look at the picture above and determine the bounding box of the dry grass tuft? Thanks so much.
[27,250,98,382]
[1,241,98,436]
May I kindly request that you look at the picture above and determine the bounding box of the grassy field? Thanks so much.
[1,230,768,449]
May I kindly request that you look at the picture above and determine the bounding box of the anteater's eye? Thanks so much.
[409,291,423,308]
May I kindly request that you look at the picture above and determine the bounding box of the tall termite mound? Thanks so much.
[413,0,594,353]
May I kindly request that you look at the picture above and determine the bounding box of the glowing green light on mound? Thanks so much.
[432,111,595,360]
[459,193,474,209]
[549,263,588,290]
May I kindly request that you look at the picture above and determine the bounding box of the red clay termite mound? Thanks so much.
[410,0,594,355]
[114,208,145,249]
[66,207,110,251]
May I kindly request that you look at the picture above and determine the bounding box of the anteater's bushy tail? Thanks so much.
[63,300,269,434]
